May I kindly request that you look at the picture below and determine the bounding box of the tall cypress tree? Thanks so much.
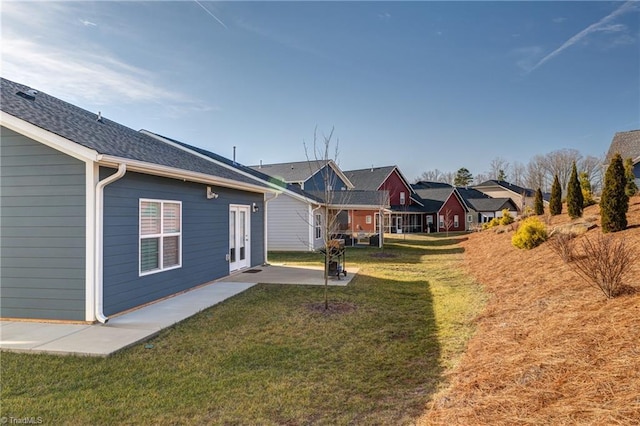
[624,157,638,197]
[566,162,583,219]
[534,188,544,215]
[601,153,629,233]
[549,174,562,216]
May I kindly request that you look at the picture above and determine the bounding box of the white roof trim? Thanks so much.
[99,155,274,194]
[0,111,99,162]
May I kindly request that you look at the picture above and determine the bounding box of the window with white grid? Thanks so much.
[140,199,182,275]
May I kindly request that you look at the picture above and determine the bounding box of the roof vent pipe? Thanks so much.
[233,146,236,164]
[96,111,103,122]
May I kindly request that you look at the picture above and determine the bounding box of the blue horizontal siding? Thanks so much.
[101,168,265,316]
[0,127,86,321]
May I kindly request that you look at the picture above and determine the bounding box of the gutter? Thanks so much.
[94,164,127,323]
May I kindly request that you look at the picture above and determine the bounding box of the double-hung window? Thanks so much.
[140,199,182,275]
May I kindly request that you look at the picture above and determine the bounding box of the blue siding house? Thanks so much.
[0,78,274,322]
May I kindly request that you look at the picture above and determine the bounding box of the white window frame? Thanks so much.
[454,214,459,228]
[468,214,473,223]
[439,215,444,228]
[400,191,406,205]
[314,213,322,240]
[365,215,372,224]
[139,199,182,276]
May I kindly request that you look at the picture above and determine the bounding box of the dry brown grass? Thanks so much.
[419,196,640,425]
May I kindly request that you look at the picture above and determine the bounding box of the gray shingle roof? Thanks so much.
[249,160,329,183]
[410,184,454,213]
[307,190,389,208]
[343,166,397,190]
[465,197,516,212]
[605,129,640,164]
[474,180,535,197]
[1,78,268,189]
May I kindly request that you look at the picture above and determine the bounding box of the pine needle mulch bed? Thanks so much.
[420,197,640,425]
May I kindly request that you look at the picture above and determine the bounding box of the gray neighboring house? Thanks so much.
[457,187,519,227]
[0,78,275,323]
[473,180,542,214]
[605,129,640,186]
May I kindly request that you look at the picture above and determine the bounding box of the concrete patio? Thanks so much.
[0,264,358,357]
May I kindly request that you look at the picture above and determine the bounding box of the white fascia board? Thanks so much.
[1,111,100,163]
[99,155,273,194]
[328,160,355,189]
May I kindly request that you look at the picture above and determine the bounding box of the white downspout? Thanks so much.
[263,192,279,265]
[95,164,127,323]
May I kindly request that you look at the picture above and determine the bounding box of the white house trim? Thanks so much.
[0,111,100,162]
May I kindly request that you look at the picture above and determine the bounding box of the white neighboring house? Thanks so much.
[262,187,326,252]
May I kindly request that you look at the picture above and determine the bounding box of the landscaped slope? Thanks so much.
[420,196,640,425]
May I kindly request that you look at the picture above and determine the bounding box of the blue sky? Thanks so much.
[2,1,638,181]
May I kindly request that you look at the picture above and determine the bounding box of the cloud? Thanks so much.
[378,12,391,21]
[552,17,567,24]
[0,37,214,116]
[527,1,638,73]
[80,19,97,27]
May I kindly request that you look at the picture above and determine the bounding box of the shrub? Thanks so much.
[534,188,544,215]
[548,231,575,263]
[582,188,596,207]
[482,217,500,230]
[549,174,562,216]
[500,209,514,225]
[512,217,548,249]
[566,162,584,219]
[569,234,635,299]
[600,153,629,233]
[625,157,638,197]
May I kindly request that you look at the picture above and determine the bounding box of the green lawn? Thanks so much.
[1,234,485,425]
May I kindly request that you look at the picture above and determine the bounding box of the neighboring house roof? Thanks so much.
[0,78,270,192]
[465,197,517,212]
[308,190,390,209]
[413,181,453,190]
[344,165,415,194]
[474,180,536,197]
[250,160,354,189]
[344,166,397,190]
[410,184,454,213]
[605,129,640,164]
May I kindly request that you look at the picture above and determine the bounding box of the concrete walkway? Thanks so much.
[0,264,358,357]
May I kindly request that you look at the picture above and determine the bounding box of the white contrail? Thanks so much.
[194,0,227,29]
[529,1,637,73]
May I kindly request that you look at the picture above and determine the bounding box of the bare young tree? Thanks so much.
[304,127,346,310]
[442,208,454,236]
